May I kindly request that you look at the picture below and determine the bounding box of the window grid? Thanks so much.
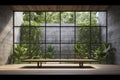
[13,11,107,63]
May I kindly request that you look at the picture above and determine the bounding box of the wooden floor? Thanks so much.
[0,63,120,75]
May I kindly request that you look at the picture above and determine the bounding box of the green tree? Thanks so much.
[76,12,90,26]
[22,12,44,59]
[74,12,100,59]
[14,12,45,63]
[14,12,105,63]
[30,12,45,26]
[46,12,59,23]
[94,42,116,64]
[13,44,29,64]
[61,12,74,23]
[46,45,55,59]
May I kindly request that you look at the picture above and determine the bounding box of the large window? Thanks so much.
[13,11,107,63]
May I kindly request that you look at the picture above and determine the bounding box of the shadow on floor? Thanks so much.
[21,66,95,69]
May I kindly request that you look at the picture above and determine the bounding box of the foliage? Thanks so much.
[94,42,116,64]
[61,12,74,23]
[91,12,99,26]
[46,12,59,23]
[74,12,110,64]
[13,44,44,64]
[77,27,90,43]
[30,21,39,26]
[74,42,90,59]
[23,12,29,21]
[74,12,99,59]
[76,12,90,26]
[13,11,111,64]
[91,27,100,43]
[13,12,45,63]
[21,21,29,26]
[23,12,45,26]
[13,44,28,64]
[30,12,45,26]
[46,45,55,59]
[76,12,98,26]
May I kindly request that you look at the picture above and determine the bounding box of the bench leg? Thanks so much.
[40,62,42,67]
[37,62,42,68]
[79,62,83,67]
[37,62,39,67]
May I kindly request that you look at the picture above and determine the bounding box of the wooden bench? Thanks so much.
[22,59,97,68]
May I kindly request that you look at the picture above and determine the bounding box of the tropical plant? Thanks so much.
[74,42,89,59]
[13,12,44,63]
[76,12,90,26]
[94,42,116,64]
[46,45,55,59]
[46,12,59,23]
[14,11,106,63]
[13,44,28,64]
[61,12,74,23]
[74,12,101,60]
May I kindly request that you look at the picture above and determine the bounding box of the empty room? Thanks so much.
[0,5,120,75]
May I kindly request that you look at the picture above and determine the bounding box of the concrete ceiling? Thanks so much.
[11,5,110,11]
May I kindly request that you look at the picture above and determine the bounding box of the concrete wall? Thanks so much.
[0,6,13,65]
[1,6,120,64]
[107,6,120,64]
[98,12,107,42]
[98,6,120,64]
[45,24,75,58]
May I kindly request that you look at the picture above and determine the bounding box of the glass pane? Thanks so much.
[30,27,45,44]
[14,12,27,26]
[13,44,30,63]
[20,27,29,43]
[14,27,20,43]
[101,27,107,42]
[91,12,99,26]
[20,44,30,57]
[14,12,30,26]
[46,44,60,59]
[91,44,103,59]
[91,27,101,44]
[91,12,106,26]
[30,12,45,26]
[61,12,74,26]
[76,27,90,43]
[61,27,74,43]
[54,54,60,59]
[98,12,107,26]
[61,54,75,59]
[46,12,60,26]
[74,44,90,59]
[46,27,60,43]
[61,44,74,59]
[30,44,45,59]
[76,12,90,26]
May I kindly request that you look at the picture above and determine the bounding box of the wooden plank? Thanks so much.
[22,59,97,62]
[22,59,97,67]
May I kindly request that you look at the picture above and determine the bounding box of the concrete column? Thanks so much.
[0,6,13,65]
[98,6,120,64]
[107,6,120,64]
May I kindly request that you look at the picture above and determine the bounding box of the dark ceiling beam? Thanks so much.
[11,5,109,11]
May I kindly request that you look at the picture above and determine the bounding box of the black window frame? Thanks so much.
[13,10,108,63]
